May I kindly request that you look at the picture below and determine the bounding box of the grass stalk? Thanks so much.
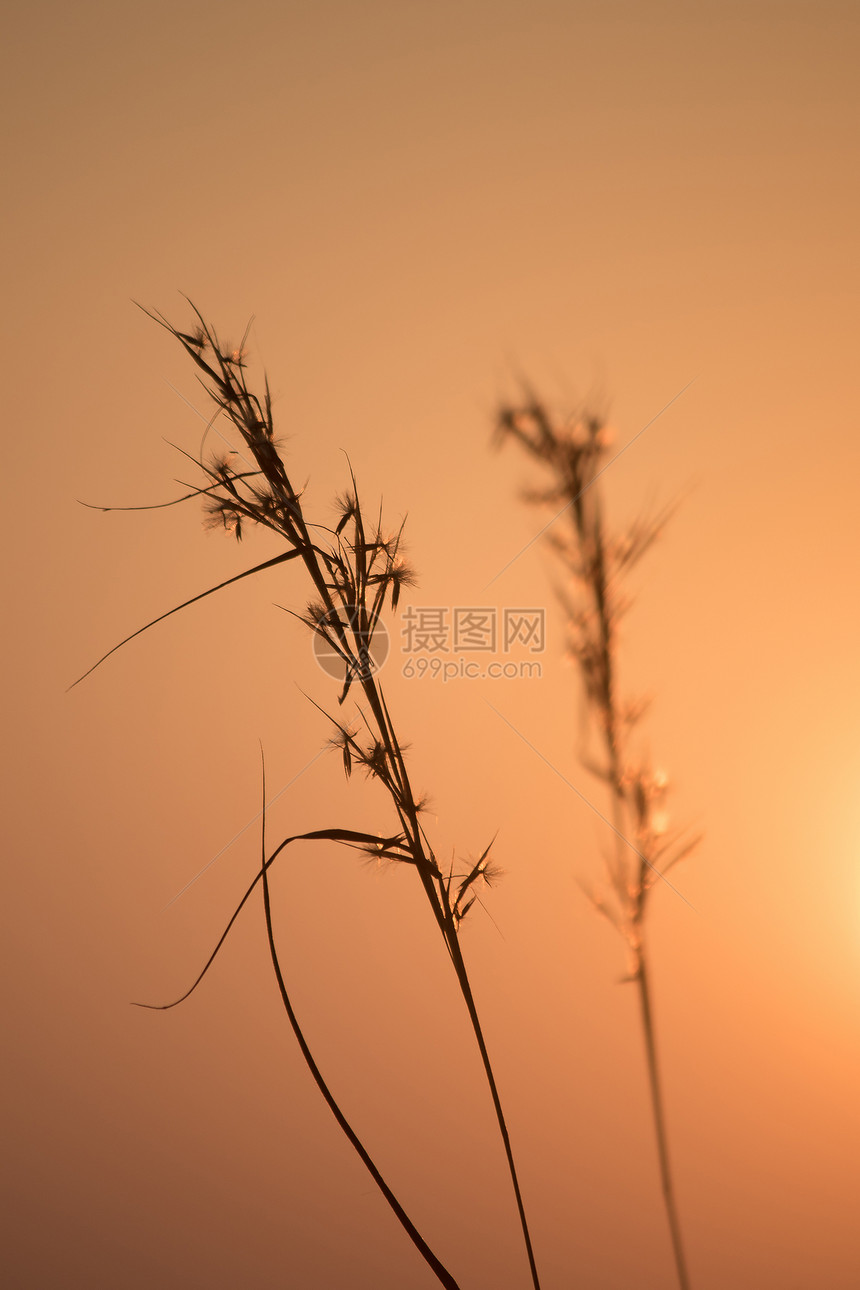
[637,950,690,1290]
[78,302,541,1289]
[495,390,698,1290]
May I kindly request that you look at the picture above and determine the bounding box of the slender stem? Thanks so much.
[349,649,540,1287]
[261,856,462,1290]
[446,932,543,1290]
[375,688,541,1290]
[636,946,691,1290]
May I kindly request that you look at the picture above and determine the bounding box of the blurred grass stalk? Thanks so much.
[495,393,699,1290]
[77,303,543,1290]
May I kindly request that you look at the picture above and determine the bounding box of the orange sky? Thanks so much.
[4,2,860,1286]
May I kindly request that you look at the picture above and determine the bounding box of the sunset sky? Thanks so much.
[4,2,860,1286]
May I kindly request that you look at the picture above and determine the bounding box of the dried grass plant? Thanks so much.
[495,393,699,1290]
[74,303,542,1290]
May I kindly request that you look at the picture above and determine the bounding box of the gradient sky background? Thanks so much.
[4,1,860,1286]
